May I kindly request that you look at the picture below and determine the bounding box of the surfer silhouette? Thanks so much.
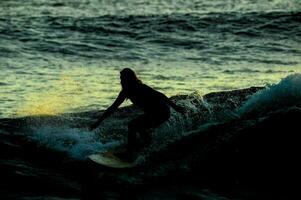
[89,68,185,161]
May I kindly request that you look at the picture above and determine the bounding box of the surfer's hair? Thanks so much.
[120,68,142,90]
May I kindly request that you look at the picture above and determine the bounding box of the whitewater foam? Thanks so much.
[18,84,271,161]
[28,125,120,160]
[239,73,301,116]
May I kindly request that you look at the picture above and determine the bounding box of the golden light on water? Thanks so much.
[6,63,301,118]
[16,74,84,116]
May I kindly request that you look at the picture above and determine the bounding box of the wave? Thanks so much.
[27,125,121,160]
[1,73,300,160]
[239,73,301,116]
[1,74,301,199]
[0,86,261,161]
[2,74,301,162]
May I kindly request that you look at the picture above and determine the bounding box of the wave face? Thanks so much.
[239,73,301,116]
[2,74,301,160]
[0,85,261,160]
[1,74,301,199]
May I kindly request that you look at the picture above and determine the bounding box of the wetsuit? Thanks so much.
[122,83,171,151]
[91,82,182,155]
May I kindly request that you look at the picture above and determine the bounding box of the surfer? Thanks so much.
[89,68,185,161]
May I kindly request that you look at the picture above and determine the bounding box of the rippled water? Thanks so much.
[0,0,300,117]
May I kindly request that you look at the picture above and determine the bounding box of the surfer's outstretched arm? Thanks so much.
[167,99,186,114]
[158,92,185,114]
[90,91,126,130]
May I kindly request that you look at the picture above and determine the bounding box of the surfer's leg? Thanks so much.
[114,119,140,161]
[127,115,152,152]
[140,129,152,147]
[127,110,170,154]
[132,112,170,149]
[127,116,146,154]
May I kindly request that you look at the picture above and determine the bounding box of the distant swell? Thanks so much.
[0,11,300,60]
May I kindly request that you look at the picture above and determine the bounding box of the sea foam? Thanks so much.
[28,125,120,160]
[239,73,301,116]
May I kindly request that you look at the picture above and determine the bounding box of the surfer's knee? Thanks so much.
[129,116,146,131]
[128,119,139,132]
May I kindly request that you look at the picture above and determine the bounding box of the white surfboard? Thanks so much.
[88,151,136,168]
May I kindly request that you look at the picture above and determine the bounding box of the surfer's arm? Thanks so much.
[168,99,186,114]
[90,91,126,130]
[158,92,186,114]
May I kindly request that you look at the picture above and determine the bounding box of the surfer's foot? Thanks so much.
[114,150,136,162]
[136,140,152,152]
[112,145,127,154]
[142,138,152,148]
[141,132,152,147]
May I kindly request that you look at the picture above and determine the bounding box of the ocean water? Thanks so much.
[1,73,300,199]
[0,0,301,117]
[1,2,301,198]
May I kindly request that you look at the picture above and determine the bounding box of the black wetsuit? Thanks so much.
[121,83,171,151]
[91,81,181,155]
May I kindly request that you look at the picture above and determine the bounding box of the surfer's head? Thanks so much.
[120,68,141,90]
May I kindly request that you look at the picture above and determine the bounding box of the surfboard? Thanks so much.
[88,151,136,168]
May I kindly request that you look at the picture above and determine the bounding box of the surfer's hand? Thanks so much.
[89,115,106,131]
[89,122,99,131]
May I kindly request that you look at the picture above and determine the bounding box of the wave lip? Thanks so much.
[239,73,301,116]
